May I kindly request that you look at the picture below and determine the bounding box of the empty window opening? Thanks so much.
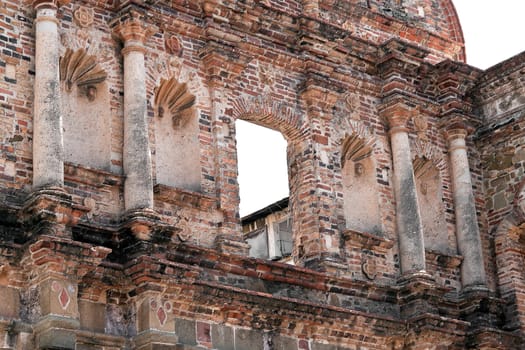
[237,120,290,260]
[236,120,289,216]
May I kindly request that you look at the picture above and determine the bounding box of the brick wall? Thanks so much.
[0,1,523,349]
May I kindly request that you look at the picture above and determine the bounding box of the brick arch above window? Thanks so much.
[231,94,305,141]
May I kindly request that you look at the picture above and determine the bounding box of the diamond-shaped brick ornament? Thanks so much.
[157,306,167,326]
[59,287,70,310]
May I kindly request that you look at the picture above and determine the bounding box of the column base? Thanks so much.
[461,283,489,295]
[121,209,178,257]
[397,270,434,285]
[397,271,451,319]
[460,288,505,331]
[21,187,88,240]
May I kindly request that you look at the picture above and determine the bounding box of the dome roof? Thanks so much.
[312,0,465,62]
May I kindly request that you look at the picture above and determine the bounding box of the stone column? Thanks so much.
[113,15,156,211]
[384,105,427,276]
[445,127,487,288]
[32,0,69,189]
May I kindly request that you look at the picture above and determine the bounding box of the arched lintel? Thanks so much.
[440,0,466,62]
[411,138,446,173]
[231,94,304,142]
[335,119,377,146]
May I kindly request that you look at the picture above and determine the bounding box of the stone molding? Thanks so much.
[112,9,157,54]
[73,5,94,28]
[341,132,374,168]
[411,139,446,176]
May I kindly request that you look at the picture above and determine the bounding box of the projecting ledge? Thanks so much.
[154,184,218,211]
[64,162,124,188]
[342,228,394,250]
[425,249,463,269]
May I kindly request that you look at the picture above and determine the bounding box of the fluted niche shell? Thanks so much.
[60,48,107,91]
[154,77,196,127]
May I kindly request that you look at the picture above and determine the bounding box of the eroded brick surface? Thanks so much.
[0,0,524,349]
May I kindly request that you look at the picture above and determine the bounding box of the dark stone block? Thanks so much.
[235,328,263,350]
[211,324,234,350]
[79,301,105,333]
[273,335,297,350]
[312,343,338,350]
[175,318,196,346]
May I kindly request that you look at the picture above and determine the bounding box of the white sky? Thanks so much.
[453,0,525,69]
[237,120,289,216]
[237,1,525,217]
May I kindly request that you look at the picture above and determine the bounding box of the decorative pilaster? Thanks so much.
[31,0,70,189]
[200,44,251,255]
[125,256,179,349]
[21,232,110,349]
[298,79,345,271]
[133,291,178,350]
[382,103,427,277]
[113,10,157,211]
[444,124,487,289]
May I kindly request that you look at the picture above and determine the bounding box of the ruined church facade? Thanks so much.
[0,0,524,349]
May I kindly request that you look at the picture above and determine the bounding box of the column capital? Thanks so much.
[442,119,474,144]
[380,103,419,133]
[112,9,157,54]
[32,0,70,10]
[444,126,468,141]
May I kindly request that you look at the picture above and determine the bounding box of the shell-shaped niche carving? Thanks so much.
[413,156,434,178]
[341,133,374,168]
[60,48,107,93]
[154,77,196,127]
